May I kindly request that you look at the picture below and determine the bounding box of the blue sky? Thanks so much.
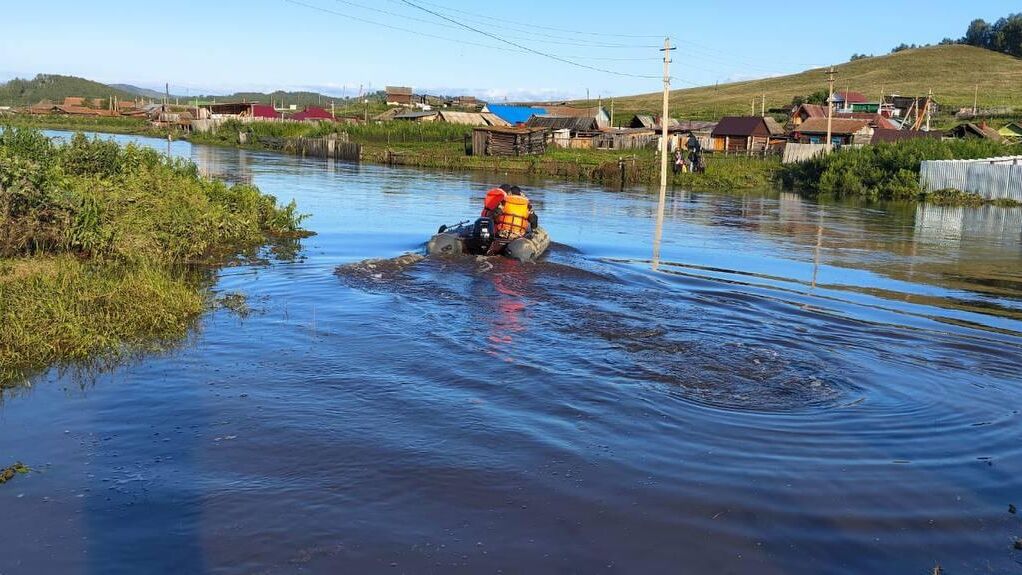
[0,0,1016,100]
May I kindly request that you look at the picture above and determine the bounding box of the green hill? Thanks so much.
[0,74,364,108]
[604,45,1022,121]
[0,74,137,106]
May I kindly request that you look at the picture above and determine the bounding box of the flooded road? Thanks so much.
[3,133,1022,574]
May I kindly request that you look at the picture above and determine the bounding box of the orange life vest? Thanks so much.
[495,195,530,240]
[482,188,506,217]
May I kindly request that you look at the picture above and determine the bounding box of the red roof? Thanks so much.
[292,106,334,121]
[797,118,870,135]
[835,91,869,103]
[250,104,280,119]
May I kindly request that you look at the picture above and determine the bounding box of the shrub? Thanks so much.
[779,139,1019,200]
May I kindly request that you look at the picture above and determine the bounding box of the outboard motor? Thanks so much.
[470,217,495,254]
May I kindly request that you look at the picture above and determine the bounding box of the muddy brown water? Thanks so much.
[2,132,1022,574]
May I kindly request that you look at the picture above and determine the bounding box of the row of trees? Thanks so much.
[848,13,1022,62]
[964,14,1022,58]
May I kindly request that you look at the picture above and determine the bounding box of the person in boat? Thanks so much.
[490,187,538,242]
[482,184,512,218]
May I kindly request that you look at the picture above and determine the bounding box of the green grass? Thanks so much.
[2,113,170,136]
[602,45,1022,122]
[0,127,309,386]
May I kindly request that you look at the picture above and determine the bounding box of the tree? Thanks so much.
[849,53,871,61]
[997,15,1022,57]
[964,19,992,47]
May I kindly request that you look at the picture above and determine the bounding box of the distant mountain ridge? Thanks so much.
[0,74,369,108]
[108,84,175,100]
[0,74,137,106]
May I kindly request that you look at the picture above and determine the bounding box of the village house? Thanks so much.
[886,95,939,119]
[947,122,1004,142]
[438,110,508,127]
[385,86,414,107]
[831,90,870,112]
[393,110,439,122]
[793,118,872,147]
[538,105,611,130]
[200,103,282,121]
[291,106,335,122]
[710,116,785,153]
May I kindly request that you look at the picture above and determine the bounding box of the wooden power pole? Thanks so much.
[825,67,836,153]
[653,37,675,268]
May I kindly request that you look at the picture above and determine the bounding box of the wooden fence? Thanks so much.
[782,143,829,164]
[287,137,362,161]
[920,156,1022,201]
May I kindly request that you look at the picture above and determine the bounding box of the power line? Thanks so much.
[288,0,659,63]
[336,0,659,49]
[388,0,663,40]
[395,0,661,79]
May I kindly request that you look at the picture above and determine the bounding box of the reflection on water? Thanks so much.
[3,132,1022,574]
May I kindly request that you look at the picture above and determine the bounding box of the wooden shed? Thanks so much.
[711,117,779,153]
[947,122,1004,142]
[471,127,548,156]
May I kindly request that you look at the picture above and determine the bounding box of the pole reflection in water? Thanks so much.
[486,266,529,359]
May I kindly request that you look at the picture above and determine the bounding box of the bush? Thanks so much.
[779,139,1019,200]
[0,126,308,260]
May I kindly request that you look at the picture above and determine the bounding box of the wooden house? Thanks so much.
[793,118,872,147]
[471,126,547,156]
[947,122,1004,142]
[710,116,784,153]
[790,104,828,129]
[539,105,611,130]
[385,86,414,107]
[393,110,439,122]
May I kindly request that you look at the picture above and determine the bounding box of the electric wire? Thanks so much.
[394,0,662,79]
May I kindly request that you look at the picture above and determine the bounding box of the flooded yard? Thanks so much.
[2,133,1022,574]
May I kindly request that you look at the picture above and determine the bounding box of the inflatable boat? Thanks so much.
[427,218,550,263]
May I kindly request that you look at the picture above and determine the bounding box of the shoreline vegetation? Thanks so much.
[4,115,1019,207]
[0,127,310,387]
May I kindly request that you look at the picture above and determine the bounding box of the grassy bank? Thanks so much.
[779,138,1022,201]
[190,119,780,191]
[0,127,308,386]
[1,113,170,137]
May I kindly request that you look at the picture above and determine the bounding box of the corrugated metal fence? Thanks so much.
[920,156,1022,201]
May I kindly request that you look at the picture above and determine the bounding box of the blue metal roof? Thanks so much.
[486,105,545,125]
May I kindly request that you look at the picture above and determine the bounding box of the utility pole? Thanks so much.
[825,66,836,153]
[610,98,615,128]
[761,94,766,117]
[652,36,675,269]
[751,99,756,115]
[926,88,933,132]
[973,84,979,115]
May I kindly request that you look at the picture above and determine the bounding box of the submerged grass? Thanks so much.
[0,126,309,386]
